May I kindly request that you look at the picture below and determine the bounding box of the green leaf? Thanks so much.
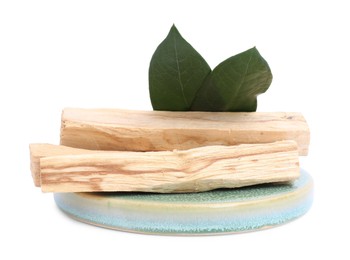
[149,25,211,111]
[190,47,273,112]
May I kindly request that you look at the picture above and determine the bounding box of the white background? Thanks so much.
[1,0,349,259]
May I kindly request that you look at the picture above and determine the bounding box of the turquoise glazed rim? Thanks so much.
[54,169,313,235]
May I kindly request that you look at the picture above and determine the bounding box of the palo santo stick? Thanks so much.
[60,108,310,155]
[34,140,300,193]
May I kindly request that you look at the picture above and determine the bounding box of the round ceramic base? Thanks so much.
[54,169,313,235]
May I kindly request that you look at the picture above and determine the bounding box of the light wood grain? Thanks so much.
[60,108,310,155]
[30,144,99,186]
[32,141,300,193]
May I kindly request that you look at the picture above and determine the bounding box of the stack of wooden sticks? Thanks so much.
[30,108,310,193]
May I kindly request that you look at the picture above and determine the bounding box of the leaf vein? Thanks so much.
[173,34,189,108]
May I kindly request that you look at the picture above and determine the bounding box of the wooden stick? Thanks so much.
[31,141,300,193]
[60,108,310,155]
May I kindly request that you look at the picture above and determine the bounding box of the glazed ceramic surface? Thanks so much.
[54,169,313,235]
